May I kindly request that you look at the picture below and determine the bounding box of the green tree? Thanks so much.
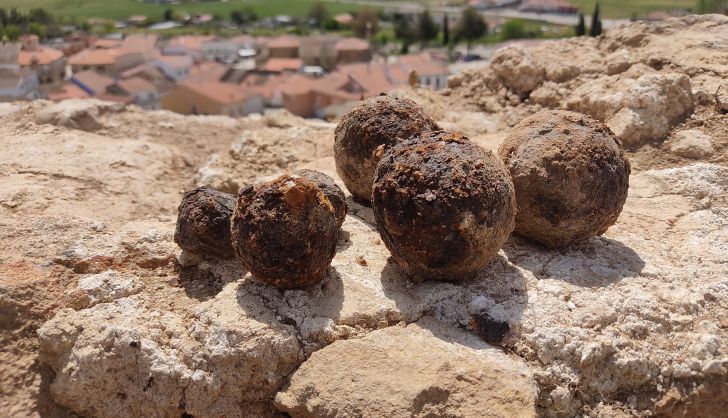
[351,8,379,38]
[242,7,258,23]
[696,0,728,13]
[393,13,414,53]
[500,19,527,40]
[393,14,414,41]
[28,8,51,24]
[28,22,47,39]
[455,6,487,53]
[9,7,24,25]
[323,18,340,31]
[589,3,602,37]
[231,10,244,25]
[164,8,174,21]
[307,2,329,27]
[5,25,21,41]
[443,13,449,45]
[417,9,438,44]
[575,12,586,36]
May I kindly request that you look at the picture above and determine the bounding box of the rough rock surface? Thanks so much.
[1,15,727,418]
[566,69,694,146]
[669,129,715,158]
[275,317,538,417]
[449,15,727,149]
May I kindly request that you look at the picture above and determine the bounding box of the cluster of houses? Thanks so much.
[0,31,449,119]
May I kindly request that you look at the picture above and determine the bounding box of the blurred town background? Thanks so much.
[0,0,725,119]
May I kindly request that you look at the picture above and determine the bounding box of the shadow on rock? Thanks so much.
[504,234,645,288]
[345,196,378,230]
[336,229,353,253]
[379,254,528,347]
[176,258,245,301]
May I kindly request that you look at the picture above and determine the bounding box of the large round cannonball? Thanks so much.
[294,169,347,227]
[174,186,236,259]
[230,175,338,289]
[372,131,516,281]
[334,95,440,205]
[498,110,630,248]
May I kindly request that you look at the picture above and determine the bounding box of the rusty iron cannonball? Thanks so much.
[372,131,516,281]
[174,186,236,259]
[294,169,347,227]
[230,174,339,289]
[498,110,631,248]
[334,95,441,205]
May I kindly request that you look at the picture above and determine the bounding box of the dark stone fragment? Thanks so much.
[294,169,347,227]
[230,175,338,289]
[372,131,516,281]
[334,95,440,205]
[174,187,236,259]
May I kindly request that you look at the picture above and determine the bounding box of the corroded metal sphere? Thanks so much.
[174,186,236,259]
[334,95,440,205]
[498,110,630,248]
[230,175,338,289]
[294,169,347,227]
[372,131,516,281]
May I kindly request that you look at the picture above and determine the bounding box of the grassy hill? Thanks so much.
[0,0,706,22]
[570,0,698,18]
[0,0,359,21]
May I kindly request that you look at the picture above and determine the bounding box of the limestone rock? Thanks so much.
[35,99,123,131]
[490,45,544,96]
[65,270,143,309]
[716,84,728,113]
[197,123,335,194]
[669,130,715,159]
[567,70,694,146]
[37,283,302,418]
[275,317,538,418]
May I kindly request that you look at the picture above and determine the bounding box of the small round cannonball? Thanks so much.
[334,95,441,205]
[174,186,236,259]
[294,169,347,227]
[230,175,338,289]
[372,131,516,281]
[498,110,630,248]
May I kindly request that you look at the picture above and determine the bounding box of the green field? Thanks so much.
[569,0,699,18]
[0,0,707,22]
[0,0,361,21]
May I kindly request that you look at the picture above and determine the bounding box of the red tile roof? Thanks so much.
[72,70,115,94]
[260,58,303,73]
[48,83,90,101]
[18,47,64,66]
[335,37,370,51]
[69,48,123,66]
[167,35,215,52]
[118,77,156,94]
[267,36,301,49]
[181,79,256,105]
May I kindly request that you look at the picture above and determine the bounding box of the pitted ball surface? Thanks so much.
[294,169,347,227]
[174,186,236,259]
[334,95,440,205]
[230,175,338,289]
[498,110,631,248]
[372,131,516,281]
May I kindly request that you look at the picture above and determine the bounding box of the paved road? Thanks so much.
[331,0,630,29]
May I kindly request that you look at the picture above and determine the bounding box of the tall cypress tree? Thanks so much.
[443,13,449,45]
[589,3,602,37]
[575,12,585,36]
